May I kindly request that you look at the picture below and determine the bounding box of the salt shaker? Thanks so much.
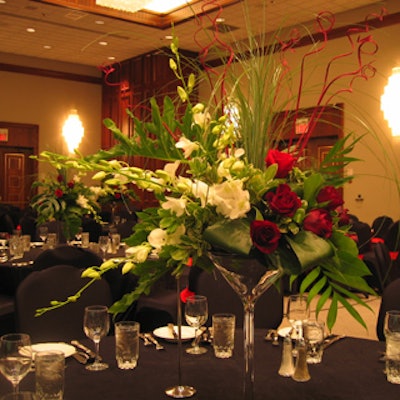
[278,335,295,377]
[292,338,311,382]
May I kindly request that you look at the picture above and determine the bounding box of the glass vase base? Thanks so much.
[85,362,109,371]
[185,346,207,355]
[165,385,196,398]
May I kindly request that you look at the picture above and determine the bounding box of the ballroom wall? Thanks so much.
[0,16,399,225]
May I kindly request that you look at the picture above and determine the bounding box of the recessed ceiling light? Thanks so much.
[108,56,116,60]
[43,45,52,50]
[164,35,173,40]
[216,18,225,23]
[99,41,108,46]
[95,20,105,25]
[26,28,36,33]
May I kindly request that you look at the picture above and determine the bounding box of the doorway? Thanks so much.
[0,122,39,210]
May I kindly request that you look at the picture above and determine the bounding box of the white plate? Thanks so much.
[277,327,299,340]
[21,342,76,358]
[153,326,197,342]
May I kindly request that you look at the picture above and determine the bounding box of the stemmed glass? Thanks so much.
[38,226,48,243]
[83,305,110,371]
[184,295,208,355]
[286,294,310,339]
[75,227,83,242]
[0,333,32,395]
[98,236,110,261]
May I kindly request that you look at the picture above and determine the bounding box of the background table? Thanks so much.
[0,330,395,400]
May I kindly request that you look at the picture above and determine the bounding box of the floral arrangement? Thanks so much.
[30,168,101,240]
[33,3,385,329]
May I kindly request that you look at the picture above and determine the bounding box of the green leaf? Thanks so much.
[303,173,324,204]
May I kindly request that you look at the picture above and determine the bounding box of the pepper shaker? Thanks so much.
[292,338,311,382]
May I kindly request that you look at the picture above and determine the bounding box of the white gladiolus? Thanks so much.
[148,228,167,250]
[76,194,89,208]
[125,245,151,263]
[190,180,210,207]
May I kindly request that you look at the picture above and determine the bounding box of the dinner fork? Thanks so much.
[144,333,165,350]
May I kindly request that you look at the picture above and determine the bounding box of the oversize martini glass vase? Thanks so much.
[208,252,283,400]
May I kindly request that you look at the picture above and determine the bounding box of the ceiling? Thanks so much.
[0,0,397,69]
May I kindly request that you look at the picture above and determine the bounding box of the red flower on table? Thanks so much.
[56,174,64,183]
[250,220,281,254]
[180,287,195,303]
[67,181,75,189]
[316,186,344,210]
[265,183,301,217]
[265,149,296,178]
[303,209,333,238]
[55,188,64,198]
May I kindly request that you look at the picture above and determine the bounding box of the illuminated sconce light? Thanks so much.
[381,67,400,137]
[62,109,84,153]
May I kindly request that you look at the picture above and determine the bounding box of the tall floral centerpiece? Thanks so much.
[33,3,385,399]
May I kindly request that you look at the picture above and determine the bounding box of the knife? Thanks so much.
[71,340,100,360]
[72,351,89,365]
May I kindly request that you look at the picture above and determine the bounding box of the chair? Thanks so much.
[384,220,400,252]
[15,264,112,342]
[350,220,372,255]
[0,294,16,335]
[372,215,393,240]
[32,245,103,271]
[376,278,400,341]
[188,266,284,329]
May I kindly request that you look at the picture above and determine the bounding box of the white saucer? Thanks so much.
[21,342,76,358]
[153,326,197,342]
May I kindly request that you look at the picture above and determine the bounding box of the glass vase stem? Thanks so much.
[243,301,255,400]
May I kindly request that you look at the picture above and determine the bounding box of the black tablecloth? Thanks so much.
[1,331,396,400]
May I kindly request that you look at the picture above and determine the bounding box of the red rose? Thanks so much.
[55,188,64,198]
[265,184,301,217]
[250,220,281,254]
[56,174,64,183]
[115,193,121,200]
[337,207,350,226]
[303,209,333,238]
[265,149,296,178]
[316,186,344,210]
[67,181,75,189]
[180,287,195,303]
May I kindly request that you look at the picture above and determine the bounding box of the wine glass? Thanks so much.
[98,236,110,261]
[38,226,48,243]
[184,295,208,355]
[0,333,32,395]
[83,305,110,371]
[286,294,310,339]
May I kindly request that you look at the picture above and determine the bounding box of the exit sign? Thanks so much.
[0,128,8,142]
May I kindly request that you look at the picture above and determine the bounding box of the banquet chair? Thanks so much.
[32,245,103,271]
[371,215,393,241]
[384,220,400,252]
[15,264,112,343]
[376,278,400,341]
[188,266,284,329]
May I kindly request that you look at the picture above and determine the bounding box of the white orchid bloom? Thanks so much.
[209,180,250,219]
[148,228,167,250]
[176,137,199,158]
[76,194,89,209]
[162,196,187,217]
[190,180,210,207]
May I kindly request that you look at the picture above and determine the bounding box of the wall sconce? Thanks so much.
[381,67,400,137]
[62,109,84,153]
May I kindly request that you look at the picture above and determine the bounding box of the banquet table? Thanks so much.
[2,330,396,400]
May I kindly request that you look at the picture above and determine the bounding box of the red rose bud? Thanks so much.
[180,287,195,303]
[115,193,121,200]
[250,220,281,254]
[56,174,64,182]
[265,184,302,217]
[67,181,75,189]
[55,188,64,198]
[303,209,333,238]
[265,149,296,178]
[316,186,344,210]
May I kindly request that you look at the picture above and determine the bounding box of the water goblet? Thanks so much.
[0,333,32,395]
[98,236,110,261]
[38,226,48,243]
[83,305,110,371]
[184,295,208,355]
[286,294,310,340]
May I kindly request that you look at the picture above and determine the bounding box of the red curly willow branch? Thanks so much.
[274,9,385,155]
